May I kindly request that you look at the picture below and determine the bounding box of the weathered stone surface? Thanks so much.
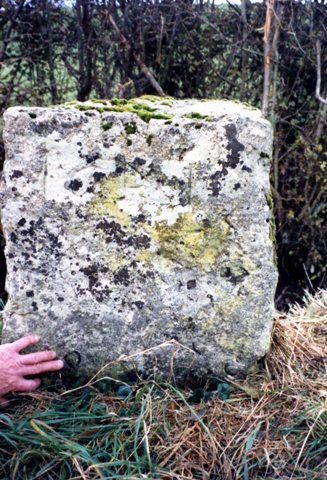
[0,98,278,380]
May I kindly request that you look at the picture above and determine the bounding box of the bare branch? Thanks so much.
[262,0,275,118]
[107,13,165,97]
[316,40,327,105]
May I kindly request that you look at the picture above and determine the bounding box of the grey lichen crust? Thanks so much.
[0,97,278,380]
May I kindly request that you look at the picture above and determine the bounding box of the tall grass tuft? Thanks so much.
[0,291,326,479]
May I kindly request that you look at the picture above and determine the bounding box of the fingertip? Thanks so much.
[57,360,64,369]
[12,335,41,352]
[25,334,40,345]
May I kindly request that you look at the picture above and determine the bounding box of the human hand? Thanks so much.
[0,335,64,405]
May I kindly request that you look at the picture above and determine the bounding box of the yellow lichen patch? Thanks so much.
[136,248,153,263]
[105,251,129,272]
[203,317,215,330]
[142,212,230,269]
[216,335,237,351]
[215,287,243,314]
[228,245,257,273]
[88,174,134,227]
[214,331,248,352]
[200,291,243,333]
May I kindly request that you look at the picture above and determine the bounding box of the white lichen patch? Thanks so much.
[0,98,278,380]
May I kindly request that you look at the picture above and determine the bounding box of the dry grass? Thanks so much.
[0,291,326,479]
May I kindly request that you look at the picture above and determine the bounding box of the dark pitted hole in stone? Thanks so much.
[57,296,64,302]
[93,171,106,182]
[234,182,241,190]
[31,301,38,311]
[85,152,100,164]
[187,317,196,331]
[187,279,196,289]
[113,267,130,286]
[28,112,37,119]
[26,290,34,297]
[9,232,17,243]
[18,218,26,227]
[242,165,252,173]
[115,166,125,175]
[222,267,232,278]
[134,300,144,310]
[10,170,23,180]
[207,294,214,304]
[135,214,146,223]
[133,157,146,166]
[67,179,83,191]
[64,350,82,369]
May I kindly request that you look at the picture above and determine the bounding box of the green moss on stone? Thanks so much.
[111,98,129,106]
[146,134,154,146]
[124,121,137,135]
[139,95,174,103]
[184,112,210,120]
[102,121,113,131]
[130,103,156,113]
[75,104,104,113]
[105,105,172,123]
[64,98,173,123]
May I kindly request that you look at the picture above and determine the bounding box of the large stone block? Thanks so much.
[0,98,278,380]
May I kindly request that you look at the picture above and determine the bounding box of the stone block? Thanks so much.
[0,98,278,380]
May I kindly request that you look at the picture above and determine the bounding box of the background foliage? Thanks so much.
[0,0,326,308]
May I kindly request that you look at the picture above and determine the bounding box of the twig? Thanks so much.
[316,40,327,105]
[107,13,165,97]
[61,339,194,396]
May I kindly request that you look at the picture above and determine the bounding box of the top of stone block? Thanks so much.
[4,96,267,125]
